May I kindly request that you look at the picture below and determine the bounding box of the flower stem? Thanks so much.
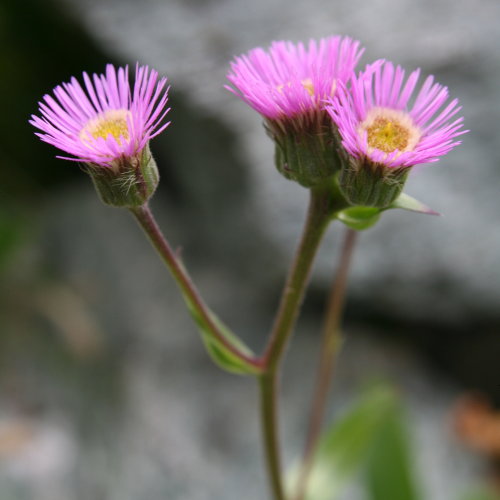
[260,372,285,500]
[293,228,358,500]
[258,187,334,500]
[261,188,335,370]
[130,203,263,371]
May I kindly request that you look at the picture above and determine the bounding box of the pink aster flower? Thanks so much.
[226,36,363,124]
[326,60,467,168]
[226,36,364,187]
[30,63,170,168]
[324,60,467,208]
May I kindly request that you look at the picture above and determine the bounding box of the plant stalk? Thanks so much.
[258,187,334,499]
[293,228,358,500]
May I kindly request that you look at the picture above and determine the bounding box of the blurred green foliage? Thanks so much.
[293,385,499,500]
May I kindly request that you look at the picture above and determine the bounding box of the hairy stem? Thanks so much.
[130,203,263,371]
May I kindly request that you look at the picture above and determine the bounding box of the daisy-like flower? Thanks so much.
[30,64,170,207]
[326,60,467,207]
[226,36,364,187]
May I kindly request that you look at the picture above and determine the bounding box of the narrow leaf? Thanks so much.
[185,298,260,375]
[388,192,440,215]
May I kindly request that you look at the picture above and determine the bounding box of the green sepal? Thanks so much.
[387,192,440,216]
[335,192,439,231]
[338,159,409,208]
[268,115,342,188]
[336,206,381,230]
[86,144,159,208]
[184,296,260,376]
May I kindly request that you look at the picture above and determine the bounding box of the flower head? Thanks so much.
[226,36,363,124]
[327,60,466,168]
[226,36,364,187]
[326,60,467,207]
[30,63,170,168]
[30,64,170,207]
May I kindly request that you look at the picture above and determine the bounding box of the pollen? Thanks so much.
[359,108,421,154]
[276,79,316,97]
[80,109,130,144]
[301,78,315,97]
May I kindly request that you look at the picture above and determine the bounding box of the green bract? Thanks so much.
[270,117,342,188]
[338,157,409,208]
[86,144,159,208]
[336,206,381,230]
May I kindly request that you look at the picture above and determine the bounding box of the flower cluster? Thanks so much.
[227,37,466,206]
[31,36,466,210]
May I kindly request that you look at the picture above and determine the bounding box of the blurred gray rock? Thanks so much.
[4,188,477,500]
[3,3,498,499]
[56,0,500,323]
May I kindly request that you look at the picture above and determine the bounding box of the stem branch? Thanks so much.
[130,204,262,371]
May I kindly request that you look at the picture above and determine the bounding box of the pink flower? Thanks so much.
[226,37,364,187]
[326,60,467,168]
[30,64,170,168]
[226,36,364,123]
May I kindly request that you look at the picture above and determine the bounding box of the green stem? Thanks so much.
[262,188,335,370]
[293,228,358,500]
[130,203,263,372]
[258,187,334,500]
[260,372,285,500]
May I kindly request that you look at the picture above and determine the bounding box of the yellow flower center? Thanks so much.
[359,108,421,154]
[301,78,315,97]
[367,118,409,153]
[80,109,130,144]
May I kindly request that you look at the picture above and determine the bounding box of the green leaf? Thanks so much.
[290,386,399,500]
[388,192,440,216]
[184,297,260,375]
[364,400,420,500]
[336,206,381,231]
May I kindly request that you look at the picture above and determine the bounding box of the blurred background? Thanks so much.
[1,0,500,498]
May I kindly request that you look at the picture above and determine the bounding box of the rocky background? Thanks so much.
[1,0,499,498]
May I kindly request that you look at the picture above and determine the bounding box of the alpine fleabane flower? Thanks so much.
[226,36,364,187]
[30,64,170,207]
[326,60,467,207]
